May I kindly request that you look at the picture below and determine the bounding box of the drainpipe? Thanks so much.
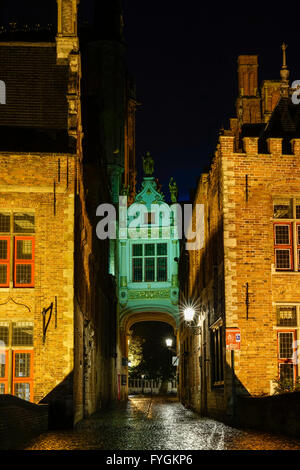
[231,349,236,425]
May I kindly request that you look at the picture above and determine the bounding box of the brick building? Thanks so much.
[179,49,300,420]
[79,0,138,400]
[0,0,123,426]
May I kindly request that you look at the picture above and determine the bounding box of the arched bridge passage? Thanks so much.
[120,312,179,366]
[123,311,177,335]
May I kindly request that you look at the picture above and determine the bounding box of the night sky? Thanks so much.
[2,1,300,200]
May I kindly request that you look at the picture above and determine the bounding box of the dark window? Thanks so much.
[274,224,292,271]
[279,363,294,382]
[132,244,143,257]
[0,325,9,346]
[157,243,167,256]
[13,213,35,234]
[132,258,143,282]
[211,326,224,385]
[145,257,155,281]
[145,244,155,256]
[273,204,292,219]
[278,332,294,359]
[132,243,168,282]
[277,330,296,386]
[275,225,290,244]
[277,306,297,327]
[0,214,10,233]
[157,257,167,281]
[12,324,34,346]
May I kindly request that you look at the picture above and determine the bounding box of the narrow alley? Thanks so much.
[19,396,300,450]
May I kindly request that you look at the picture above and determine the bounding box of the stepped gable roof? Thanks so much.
[240,97,300,154]
[0,42,71,153]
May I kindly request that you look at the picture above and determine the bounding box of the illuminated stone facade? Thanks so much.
[0,0,119,426]
[180,52,300,420]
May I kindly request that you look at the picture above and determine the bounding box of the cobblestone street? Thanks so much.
[20,396,300,450]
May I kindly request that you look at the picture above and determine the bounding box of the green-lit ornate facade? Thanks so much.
[116,156,180,398]
[119,168,180,320]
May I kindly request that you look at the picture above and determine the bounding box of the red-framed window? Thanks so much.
[297,224,300,271]
[274,223,293,271]
[14,237,35,287]
[277,331,297,384]
[0,236,10,287]
[0,350,8,394]
[12,350,34,402]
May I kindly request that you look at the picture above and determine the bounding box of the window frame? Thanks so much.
[132,256,143,283]
[277,330,297,383]
[210,325,224,387]
[274,222,293,271]
[276,305,297,327]
[297,223,300,272]
[0,350,8,394]
[12,350,34,402]
[0,236,10,287]
[131,242,168,283]
[14,236,35,288]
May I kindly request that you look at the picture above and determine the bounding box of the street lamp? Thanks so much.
[183,305,201,335]
[184,307,195,322]
[165,337,178,393]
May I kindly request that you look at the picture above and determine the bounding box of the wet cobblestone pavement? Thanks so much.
[21,396,300,450]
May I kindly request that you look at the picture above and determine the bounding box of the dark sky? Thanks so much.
[123,2,300,200]
[2,1,300,200]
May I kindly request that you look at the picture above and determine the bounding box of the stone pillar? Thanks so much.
[120,241,127,288]
[171,240,179,288]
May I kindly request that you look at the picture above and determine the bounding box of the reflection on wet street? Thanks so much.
[21,396,300,450]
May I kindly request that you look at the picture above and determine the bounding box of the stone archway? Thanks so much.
[123,311,177,335]
[119,311,179,400]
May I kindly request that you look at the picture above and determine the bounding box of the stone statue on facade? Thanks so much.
[169,177,178,203]
[142,151,154,176]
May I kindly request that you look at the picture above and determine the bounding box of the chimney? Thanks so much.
[236,55,261,125]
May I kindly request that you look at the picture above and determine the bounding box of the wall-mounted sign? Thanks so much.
[226,328,241,350]
[172,356,179,366]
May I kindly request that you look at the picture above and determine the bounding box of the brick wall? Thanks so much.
[181,132,300,419]
[0,152,76,407]
[223,137,300,397]
[236,392,300,437]
[0,394,48,449]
